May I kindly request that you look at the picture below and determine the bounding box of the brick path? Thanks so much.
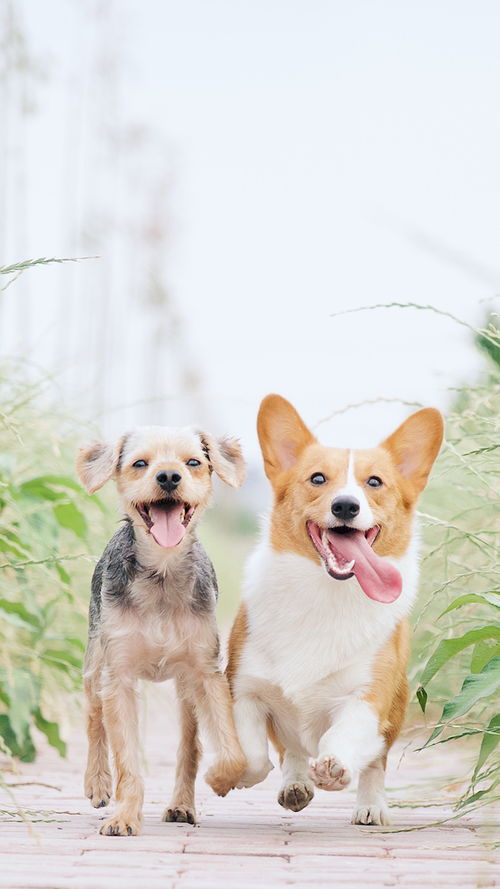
[0,684,497,889]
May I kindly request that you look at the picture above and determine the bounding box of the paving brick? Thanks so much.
[0,684,497,888]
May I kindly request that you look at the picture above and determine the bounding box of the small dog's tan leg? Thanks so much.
[162,678,201,825]
[99,679,144,836]
[84,675,113,808]
[200,671,247,797]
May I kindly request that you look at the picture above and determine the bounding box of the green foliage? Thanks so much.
[413,311,500,812]
[476,322,500,368]
[424,657,500,745]
[419,626,500,689]
[335,301,500,814]
[0,351,108,761]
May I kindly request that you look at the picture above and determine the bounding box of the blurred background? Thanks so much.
[0,0,499,810]
[2,0,499,451]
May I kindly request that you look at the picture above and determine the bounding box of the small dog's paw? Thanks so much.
[278,780,314,812]
[162,806,196,825]
[352,803,391,826]
[205,755,247,797]
[99,813,142,836]
[236,758,274,789]
[85,772,112,808]
[310,756,352,791]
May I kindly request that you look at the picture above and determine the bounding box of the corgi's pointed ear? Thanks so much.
[76,436,127,494]
[198,433,246,488]
[381,408,444,496]
[257,394,316,481]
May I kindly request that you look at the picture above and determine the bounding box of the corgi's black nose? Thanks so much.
[156,471,182,492]
[331,496,360,521]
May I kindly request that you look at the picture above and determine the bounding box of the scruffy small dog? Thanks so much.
[77,425,247,836]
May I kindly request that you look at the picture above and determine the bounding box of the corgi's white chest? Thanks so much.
[240,539,419,699]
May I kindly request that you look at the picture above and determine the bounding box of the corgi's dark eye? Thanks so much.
[187,458,201,467]
[133,460,148,469]
[310,473,327,485]
[367,476,383,487]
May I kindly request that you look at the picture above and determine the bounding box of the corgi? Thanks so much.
[223,394,443,825]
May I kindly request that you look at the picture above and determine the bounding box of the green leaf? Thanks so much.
[0,538,27,560]
[425,656,500,745]
[18,480,66,502]
[52,502,87,539]
[0,529,26,545]
[22,475,107,512]
[471,639,498,673]
[54,562,71,585]
[34,708,66,757]
[0,528,30,560]
[416,685,427,713]
[0,606,34,630]
[472,714,500,780]
[31,474,83,492]
[0,598,41,628]
[457,778,500,810]
[0,682,9,708]
[420,626,500,687]
[0,669,38,747]
[438,593,500,618]
[62,635,86,652]
[416,727,486,750]
[0,714,35,762]
[42,648,82,670]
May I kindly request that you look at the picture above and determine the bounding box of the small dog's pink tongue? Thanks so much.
[326,530,402,603]
[149,503,185,548]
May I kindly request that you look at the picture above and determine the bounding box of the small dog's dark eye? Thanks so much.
[310,473,327,485]
[367,476,383,487]
[133,460,148,469]
[187,458,201,467]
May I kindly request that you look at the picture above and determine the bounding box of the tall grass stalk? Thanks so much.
[0,256,96,292]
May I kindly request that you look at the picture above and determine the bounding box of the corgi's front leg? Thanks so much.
[278,751,314,812]
[310,699,384,792]
[233,694,274,788]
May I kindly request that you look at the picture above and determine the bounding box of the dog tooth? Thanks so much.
[345,559,355,572]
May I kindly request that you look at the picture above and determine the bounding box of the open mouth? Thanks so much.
[136,499,195,549]
[306,521,402,604]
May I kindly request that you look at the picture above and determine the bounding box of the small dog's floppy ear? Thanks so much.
[198,433,246,488]
[257,394,316,482]
[380,408,444,497]
[76,436,127,494]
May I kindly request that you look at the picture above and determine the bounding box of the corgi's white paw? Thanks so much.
[310,755,352,791]
[351,802,391,826]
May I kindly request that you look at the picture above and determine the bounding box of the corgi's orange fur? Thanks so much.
[224,394,443,824]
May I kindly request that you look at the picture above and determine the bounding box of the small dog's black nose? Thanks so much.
[331,496,360,521]
[156,471,182,493]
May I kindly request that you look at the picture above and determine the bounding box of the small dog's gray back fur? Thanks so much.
[89,518,218,637]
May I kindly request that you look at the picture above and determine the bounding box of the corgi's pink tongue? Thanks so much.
[326,529,402,603]
[149,503,185,548]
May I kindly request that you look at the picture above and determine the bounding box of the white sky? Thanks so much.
[2,0,499,466]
